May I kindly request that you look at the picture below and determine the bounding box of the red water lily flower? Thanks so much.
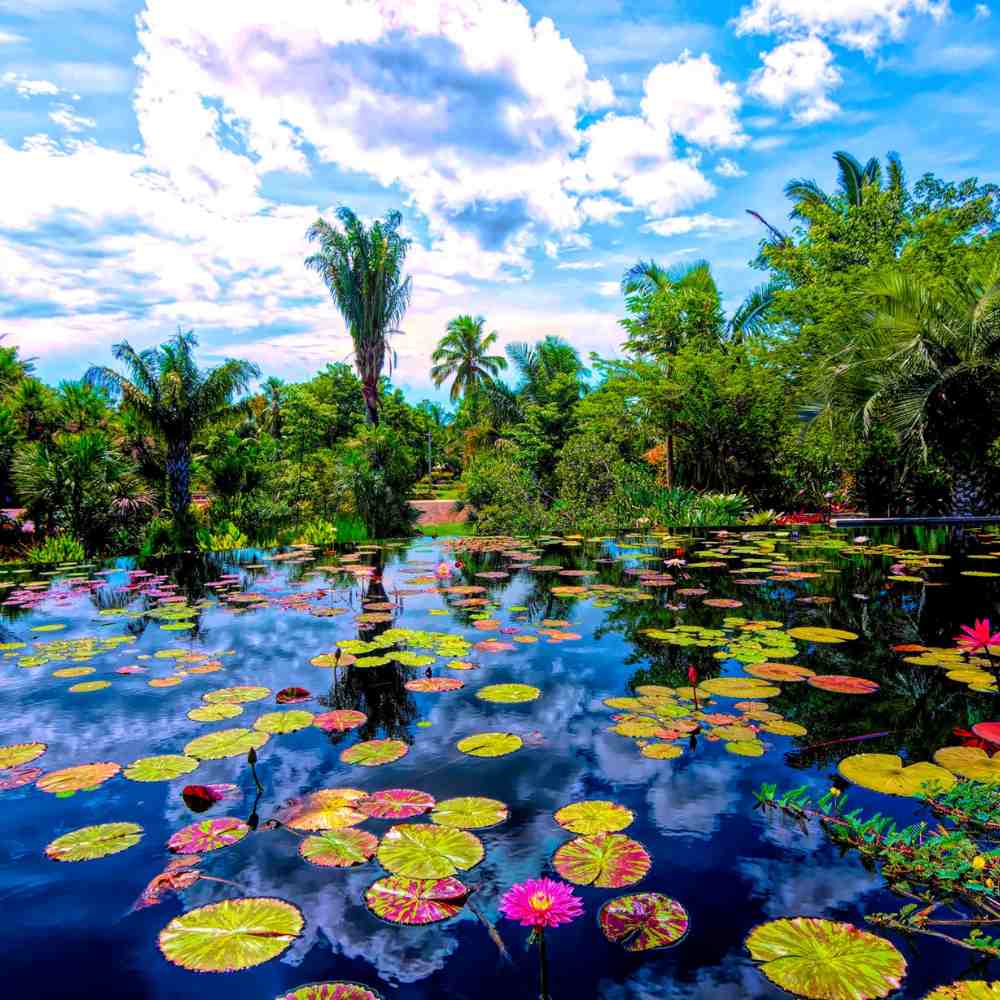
[955,619,1000,653]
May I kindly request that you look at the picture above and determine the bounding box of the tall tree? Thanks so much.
[305,207,412,426]
[785,150,906,219]
[431,315,507,404]
[85,330,259,541]
[818,253,1000,513]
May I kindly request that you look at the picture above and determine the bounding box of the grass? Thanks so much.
[416,521,474,537]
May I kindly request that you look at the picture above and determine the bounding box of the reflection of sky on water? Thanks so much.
[0,530,997,997]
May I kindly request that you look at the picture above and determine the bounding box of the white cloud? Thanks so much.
[975,2,991,17]
[747,37,843,123]
[734,0,950,53]
[642,213,738,236]
[578,195,632,223]
[715,157,747,177]
[1,71,59,97]
[555,259,606,270]
[0,30,26,44]
[48,105,96,132]
[597,280,621,296]
[640,50,747,148]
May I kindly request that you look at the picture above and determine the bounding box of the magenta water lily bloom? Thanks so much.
[955,619,1000,652]
[500,877,583,929]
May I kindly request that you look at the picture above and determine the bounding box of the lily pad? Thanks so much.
[700,677,781,698]
[745,916,906,1000]
[37,761,120,794]
[599,892,689,951]
[553,833,651,888]
[475,683,541,704]
[158,896,303,972]
[933,746,1000,783]
[313,710,367,733]
[45,822,143,862]
[924,983,1000,999]
[278,985,382,1000]
[365,876,468,926]
[431,796,509,830]
[641,743,684,760]
[788,627,859,644]
[125,755,199,783]
[340,739,409,767]
[808,675,880,695]
[838,753,956,797]
[282,789,368,831]
[745,663,815,682]
[184,728,269,760]
[202,685,270,704]
[299,829,379,868]
[555,800,634,835]
[357,789,435,820]
[0,741,46,769]
[456,732,523,757]
[187,703,242,722]
[405,678,464,693]
[168,817,250,854]
[253,710,315,734]
[376,824,484,878]
[69,680,111,693]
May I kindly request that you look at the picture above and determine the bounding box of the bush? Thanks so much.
[197,520,250,552]
[344,426,419,538]
[462,446,553,536]
[295,518,339,546]
[25,533,85,564]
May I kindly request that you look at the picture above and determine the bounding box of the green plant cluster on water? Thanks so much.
[2,149,1000,555]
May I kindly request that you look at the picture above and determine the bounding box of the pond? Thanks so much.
[2,526,999,1000]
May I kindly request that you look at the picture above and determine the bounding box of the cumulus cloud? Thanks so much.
[48,105,96,132]
[975,2,991,17]
[642,213,738,236]
[2,71,60,97]
[733,0,949,53]
[747,37,843,123]
[640,51,747,148]
[715,157,747,177]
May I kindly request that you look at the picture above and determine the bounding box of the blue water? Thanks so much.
[1,527,998,999]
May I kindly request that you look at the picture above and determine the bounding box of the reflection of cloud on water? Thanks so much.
[645,756,744,839]
[599,961,773,1000]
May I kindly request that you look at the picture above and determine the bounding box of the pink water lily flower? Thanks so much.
[955,619,1000,653]
[500,877,583,929]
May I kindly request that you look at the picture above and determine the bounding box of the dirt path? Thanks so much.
[410,499,468,525]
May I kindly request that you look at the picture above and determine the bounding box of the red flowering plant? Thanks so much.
[954,619,1000,686]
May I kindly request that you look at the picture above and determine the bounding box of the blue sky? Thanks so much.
[2,0,998,401]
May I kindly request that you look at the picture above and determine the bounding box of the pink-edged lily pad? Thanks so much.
[599,892,690,951]
[807,675,880,695]
[299,828,379,868]
[357,788,435,820]
[313,710,367,733]
[168,817,250,854]
[553,833,651,888]
[365,876,468,925]
[404,677,464,693]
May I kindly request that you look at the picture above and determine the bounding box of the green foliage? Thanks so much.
[755,779,1000,957]
[24,533,86,564]
[461,446,552,536]
[431,315,507,404]
[343,426,419,538]
[197,520,250,552]
[295,518,339,546]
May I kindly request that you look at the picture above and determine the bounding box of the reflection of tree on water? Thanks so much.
[317,549,418,743]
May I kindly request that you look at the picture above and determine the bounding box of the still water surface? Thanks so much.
[2,526,998,999]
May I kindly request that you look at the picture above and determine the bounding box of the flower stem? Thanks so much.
[538,927,550,1000]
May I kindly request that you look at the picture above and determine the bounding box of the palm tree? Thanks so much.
[261,377,284,438]
[431,315,507,404]
[305,207,412,426]
[818,253,1000,513]
[785,150,905,218]
[85,330,260,539]
[505,335,587,406]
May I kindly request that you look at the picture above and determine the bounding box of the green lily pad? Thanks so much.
[838,753,956,797]
[188,703,243,722]
[299,829,379,868]
[932,746,1000,783]
[124,755,199,782]
[0,741,46,769]
[202,686,270,704]
[431,796,509,830]
[45,822,143,862]
[37,761,120,794]
[253,710,315,734]
[475,683,541,703]
[924,983,1000,999]
[745,917,906,1000]
[788,627,858,644]
[184,728,269,760]
[340,739,409,767]
[376,823,484,878]
[554,800,634,835]
[456,732,523,757]
[158,897,303,972]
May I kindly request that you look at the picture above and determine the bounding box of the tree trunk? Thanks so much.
[166,439,194,542]
[665,434,675,490]
[362,378,380,427]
